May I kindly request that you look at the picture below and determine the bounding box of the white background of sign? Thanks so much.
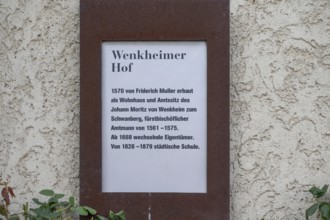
[102,41,207,193]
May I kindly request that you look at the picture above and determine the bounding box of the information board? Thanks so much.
[102,41,207,193]
[80,0,229,219]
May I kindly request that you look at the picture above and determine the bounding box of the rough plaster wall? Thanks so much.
[0,0,80,211]
[231,0,330,219]
[0,0,329,219]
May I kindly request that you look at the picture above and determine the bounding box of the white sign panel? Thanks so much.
[102,41,207,193]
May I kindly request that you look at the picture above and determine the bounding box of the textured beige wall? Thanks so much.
[0,0,329,219]
[0,0,80,211]
[231,1,330,219]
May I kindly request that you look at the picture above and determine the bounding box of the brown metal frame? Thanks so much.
[80,0,229,219]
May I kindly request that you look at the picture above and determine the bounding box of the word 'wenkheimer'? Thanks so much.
[111,50,187,72]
